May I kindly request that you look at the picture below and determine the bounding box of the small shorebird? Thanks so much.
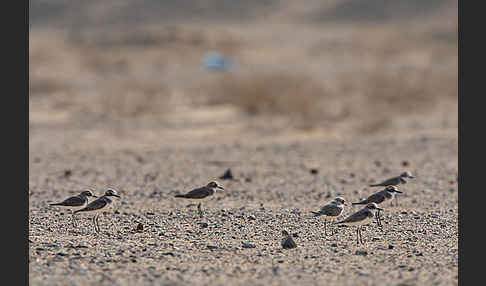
[369,171,414,206]
[311,197,346,236]
[281,230,297,249]
[174,181,224,218]
[369,171,415,187]
[74,189,121,233]
[49,190,97,227]
[353,186,402,226]
[335,202,383,245]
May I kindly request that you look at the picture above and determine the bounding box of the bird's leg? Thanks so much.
[358,226,362,244]
[198,203,203,218]
[376,210,383,227]
[356,227,360,246]
[71,211,77,228]
[92,215,98,233]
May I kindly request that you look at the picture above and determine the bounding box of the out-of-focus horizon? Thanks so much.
[29,0,457,148]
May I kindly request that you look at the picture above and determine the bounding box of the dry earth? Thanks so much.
[29,123,458,286]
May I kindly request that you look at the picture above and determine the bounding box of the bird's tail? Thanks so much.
[174,194,186,198]
[49,203,62,206]
[369,184,380,187]
[311,211,323,217]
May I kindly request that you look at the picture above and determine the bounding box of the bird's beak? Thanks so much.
[92,195,98,198]
[114,195,121,198]
[395,190,403,193]
[343,203,348,206]
[377,207,384,211]
[218,186,225,191]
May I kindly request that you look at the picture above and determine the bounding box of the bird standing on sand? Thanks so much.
[369,171,414,206]
[311,197,346,236]
[74,189,121,233]
[352,186,402,226]
[281,230,297,249]
[369,171,415,187]
[174,181,224,218]
[335,202,383,245]
[49,190,97,227]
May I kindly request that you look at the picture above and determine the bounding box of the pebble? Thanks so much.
[355,250,368,256]
[241,242,256,249]
[198,222,209,228]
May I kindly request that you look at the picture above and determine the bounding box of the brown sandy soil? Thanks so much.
[29,1,457,285]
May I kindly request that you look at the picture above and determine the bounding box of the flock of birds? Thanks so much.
[49,171,415,247]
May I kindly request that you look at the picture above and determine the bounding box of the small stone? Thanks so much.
[402,161,409,167]
[330,243,338,247]
[198,222,209,228]
[355,250,368,256]
[136,223,144,232]
[388,245,394,250]
[241,242,256,249]
[310,168,319,175]
[219,168,234,180]
[292,233,299,238]
[247,215,256,221]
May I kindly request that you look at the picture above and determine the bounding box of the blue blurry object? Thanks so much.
[202,51,236,72]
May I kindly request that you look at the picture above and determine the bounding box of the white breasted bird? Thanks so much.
[311,197,346,236]
[335,203,383,245]
[74,189,121,233]
[174,181,224,218]
[49,190,97,227]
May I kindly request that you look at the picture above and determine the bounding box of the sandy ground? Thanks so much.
[29,121,458,286]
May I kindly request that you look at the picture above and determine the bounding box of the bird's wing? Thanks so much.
[75,198,108,213]
[366,192,386,204]
[338,208,373,224]
[182,186,212,199]
[320,204,342,216]
[52,196,85,207]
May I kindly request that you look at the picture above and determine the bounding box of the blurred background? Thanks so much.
[29,0,457,148]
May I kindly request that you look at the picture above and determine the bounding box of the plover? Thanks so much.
[281,230,297,249]
[369,171,413,206]
[335,202,383,245]
[353,186,402,226]
[174,181,224,218]
[73,189,121,233]
[49,190,97,227]
[369,171,415,187]
[311,197,346,236]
